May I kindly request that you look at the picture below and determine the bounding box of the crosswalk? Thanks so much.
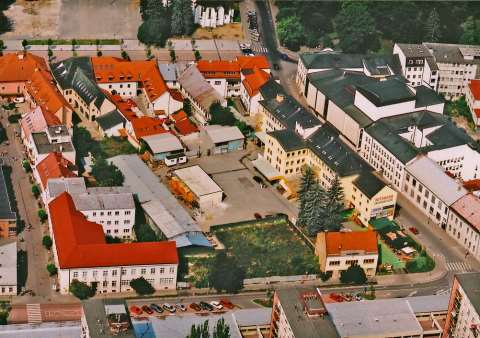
[250,43,267,54]
[26,303,42,324]
[445,261,473,272]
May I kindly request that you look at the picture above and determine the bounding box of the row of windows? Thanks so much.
[92,210,132,217]
[329,258,375,266]
[99,220,131,226]
[72,266,175,279]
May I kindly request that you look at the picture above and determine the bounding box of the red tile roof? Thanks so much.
[168,88,183,102]
[106,92,138,121]
[197,60,241,78]
[36,152,77,189]
[237,55,270,70]
[463,179,480,191]
[242,67,270,97]
[324,231,378,256]
[171,110,198,135]
[474,108,480,118]
[171,110,187,122]
[0,53,48,83]
[130,116,168,139]
[49,192,178,269]
[25,69,72,126]
[20,106,61,141]
[91,57,168,103]
[469,80,480,101]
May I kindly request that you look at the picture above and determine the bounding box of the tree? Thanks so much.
[71,39,77,51]
[105,235,122,243]
[340,264,367,284]
[0,40,4,56]
[183,99,192,116]
[47,38,53,47]
[170,49,176,62]
[213,318,230,338]
[38,209,48,223]
[334,1,379,53]
[171,0,194,36]
[46,263,57,276]
[277,16,305,52]
[194,50,202,61]
[208,103,237,126]
[91,157,124,186]
[187,320,210,338]
[21,39,28,51]
[137,3,171,47]
[234,120,253,137]
[42,235,53,250]
[97,50,103,57]
[297,166,316,226]
[305,183,328,235]
[322,174,344,232]
[424,8,441,42]
[31,184,40,198]
[130,277,155,295]
[460,16,480,44]
[47,48,53,60]
[121,50,130,60]
[208,251,245,293]
[69,279,95,299]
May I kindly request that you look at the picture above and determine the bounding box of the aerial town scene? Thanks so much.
[0,0,478,337]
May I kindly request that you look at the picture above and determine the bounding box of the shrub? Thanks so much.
[130,277,155,295]
[21,160,31,172]
[7,114,21,123]
[42,235,53,250]
[319,270,332,282]
[340,264,367,285]
[31,184,40,198]
[69,279,95,300]
[37,209,48,223]
[46,263,57,276]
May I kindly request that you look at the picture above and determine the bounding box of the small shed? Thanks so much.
[173,165,223,210]
[204,125,245,154]
[142,133,186,166]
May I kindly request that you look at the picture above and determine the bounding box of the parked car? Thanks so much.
[189,303,202,312]
[129,306,143,316]
[409,227,419,235]
[329,293,344,302]
[210,301,223,310]
[162,303,176,313]
[141,305,154,315]
[199,301,214,311]
[254,212,262,219]
[220,298,234,309]
[150,303,164,313]
[175,304,187,312]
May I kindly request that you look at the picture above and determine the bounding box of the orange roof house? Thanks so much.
[91,57,168,103]
[0,53,48,84]
[242,67,270,97]
[36,152,77,189]
[129,116,169,140]
[468,79,480,101]
[170,110,198,136]
[237,55,270,70]
[196,56,270,81]
[20,106,61,141]
[105,92,139,121]
[321,231,378,256]
[48,192,178,269]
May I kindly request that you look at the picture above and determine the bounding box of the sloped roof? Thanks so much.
[130,116,168,140]
[48,192,178,269]
[237,55,270,70]
[0,167,16,221]
[205,125,244,143]
[91,57,168,102]
[142,133,183,154]
[450,194,480,232]
[242,67,270,97]
[0,53,48,83]
[20,106,61,141]
[324,230,378,255]
[353,171,387,199]
[36,152,77,189]
[268,129,306,152]
[469,79,480,100]
[96,109,126,131]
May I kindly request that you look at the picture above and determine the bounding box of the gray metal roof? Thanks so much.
[406,156,467,205]
[353,171,387,199]
[109,155,201,240]
[0,321,81,337]
[326,299,422,338]
[46,125,70,138]
[158,63,178,82]
[204,125,245,144]
[232,308,272,327]
[0,167,16,221]
[142,133,183,154]
[456,272,480,316]
[47,177,87,199]
[0,238,17,286]
[424,42,480,65]
[72,190,134,211]
[404,294,450,314]
[96,109,126,131]
[173,165,222,197]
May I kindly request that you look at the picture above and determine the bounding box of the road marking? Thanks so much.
[446,261,472,272]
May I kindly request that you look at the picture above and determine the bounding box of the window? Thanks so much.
[93,271,98,277]
[131,269,136,275]
[141,268,146,275]
[103,281,108,287]
[151,268,155,274]
[169,267,175,273]
[73,272,79,278]
[346,260,358,265]
[103,270,108,276]
[125,211,131,215]
[115,211,120,216]
[121,280,129,286]
[112,270,117,276]
[107,211,112,216]
[329,261,340,266]
[363,259,375,264]
[214,81,221,85]
[82,271,87,278]
[159,267,165,274]
[112,281,117,287]
[121,268,126,275]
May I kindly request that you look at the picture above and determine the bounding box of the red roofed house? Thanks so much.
[126,116,169,148]
[315,230,379,279]
[20,106,60,145]
[170,110,198,136]
[0,53,47,96]
[48,192,178,294]
[197,55,270,99]
[91,57,182,116]
[467,80,480,127]
[35,152,77,191]
[240,67,270,115]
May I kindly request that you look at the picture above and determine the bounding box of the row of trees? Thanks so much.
[276,0,480,53]
[297,167,344,236]
[69,277,155,300]
[208,103,253,137]
[138,0,195,47]
[187,318,230,338]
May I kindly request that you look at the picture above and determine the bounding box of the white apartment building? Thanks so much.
[315,231,379,280]
[403,156,467,227]
[467,79,480,127]
[394,43,480,100]
[48,192,178,295]
[46,178,136,239]
[97,81,137,98]
[447,194,480,261]
[444,273,480,338]
[0,239,17,296]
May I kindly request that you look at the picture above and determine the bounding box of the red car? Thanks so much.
[130,306,143,316]
[220,298,234,309]
[409,227,419,235]
[142,305,154,315]
[329,293,344,302]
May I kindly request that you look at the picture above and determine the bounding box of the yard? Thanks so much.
[193,23,244,40]
[187,218,319,287]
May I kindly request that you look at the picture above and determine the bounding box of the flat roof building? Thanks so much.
[81,299,135,338]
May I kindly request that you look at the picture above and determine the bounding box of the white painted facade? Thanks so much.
[428,144,480,181]
[81,208,134,240]
[447,211,480,262]
[324,253,378,280]
[447,278,480,338]
[57,263,177,295]
[436,61,477,100]
[98,81,137,98]
[466,81,480,127]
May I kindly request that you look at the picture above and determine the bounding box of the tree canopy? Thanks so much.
[130,277,155,295]
[69,279,95,299]
[171,0,195,36]
[277,15,305,51]
[138,0,172,47]
[208,251,245,293]
[186,318,231,338]
[208,103,237,126]
[91,157,124,187]
[340,264,368,285]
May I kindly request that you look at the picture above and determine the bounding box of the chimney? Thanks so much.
[276,94,285,103]
[18,53,24,60]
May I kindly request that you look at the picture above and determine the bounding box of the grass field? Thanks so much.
[379,241,405,270]
[213,221,319,278]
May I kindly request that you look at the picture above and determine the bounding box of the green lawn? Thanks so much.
[379,241,405,270]
[213,221,319,278]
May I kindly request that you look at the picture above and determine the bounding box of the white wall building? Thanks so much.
[467,79,480,127]
[0,239,17,296]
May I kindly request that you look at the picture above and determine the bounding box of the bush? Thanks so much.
[42,235,53,250]
[31,184,40,198]
[69,279,95,300]
[105,235,122,243]
[208,251,245,293]
[7,113,21,123]
[208,102,237,126]
[17,250,28,290]
[121,50,130,60]
[133,223,159,242]
[46,263,57,276]
[21,160,31,173]
[319,270,332,282]
[37,209,48,223]
[130,277,155,295]
[340,264,367,285]
[406,250,435,273]
[91,157,124,187]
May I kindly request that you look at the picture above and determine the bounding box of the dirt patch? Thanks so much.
[193,23,244,40]
[453,115,480,141]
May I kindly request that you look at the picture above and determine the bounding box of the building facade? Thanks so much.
[467,79,480,127]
